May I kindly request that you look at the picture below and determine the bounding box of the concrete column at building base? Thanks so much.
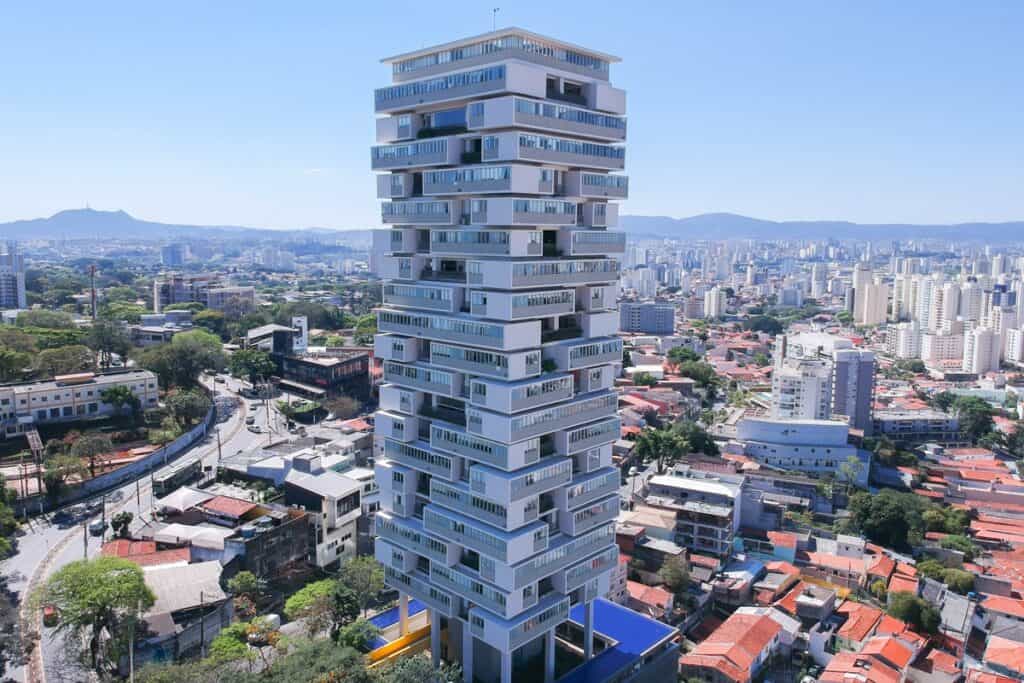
[462,620,474,683]
[398,592,409,636]
[545,628,556,683]
[431,610,441,668]
[584,600,595,660]
[500,651,512,683]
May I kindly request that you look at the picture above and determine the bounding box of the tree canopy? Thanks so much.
[137,328,225,388]
[37,557,155,674]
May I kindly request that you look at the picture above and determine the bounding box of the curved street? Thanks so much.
[3,376,277,683]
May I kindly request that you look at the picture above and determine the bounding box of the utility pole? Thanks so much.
[199,591,206,657]
[100,493,107,543]
[216,428,223,467]
[89,264,98,320]
[82,521,88,559]
[136,478,141,510]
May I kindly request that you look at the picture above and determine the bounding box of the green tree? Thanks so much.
[227,570,263,600]
[70,433,114,479]
[36,557,155,674]
[339,556,385,617]
[838,455,866,490]
[667,346,700,365]
[931,391,957,412]
[380,654,461,683]
[887,591,940,634]
[34,344,95,377]
[16,309,75,329]
[942,568,975,594]
[849,489,931,551]
[110,511,133,538]
[166,389,212,429]
[285,579,337,636]
[0,327,39,353]
[632,372,658,387]
[635,427,687,474]
[657,555,690,596]
[0,348,32,381]
[743,315,784,335]
[940,534,979,562]
[671,420,720,457]
[43,452,86,499]
[137,328,225,388]
[334,618,379,650]
[163,302,206,313]
[206,622,255,666]
[192,309,227,338]
[229,349,276,384]
[101,385,141,420]
[99,302,147,323]
[952,395,994,442]
[85,319,132,368]
[869,579,888,601]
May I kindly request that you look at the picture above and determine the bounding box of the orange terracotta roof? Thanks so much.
[835,601,884,643]
[888,574,919,594]
[799,551,867,575]
[861,635,916,669]
[124,547,191,567]
[200,495,257,518]
[626,580,672,608]
[820,652,901,683]
[868,553,896,579]
[981,595,1024,619]
[767,531,799,548]
[966,669,1020,683]
[984,635,1024,676]
[773,581,805,616]
[101,539,157,557]
[680,613,781,683]
[912,648,960,676]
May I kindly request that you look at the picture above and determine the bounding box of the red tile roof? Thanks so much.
[820,652,901,683]
[200,495,257,519]
[888,573,919,595]
[912,648,960,676]
[981,595,1024,619]
[626,580,672,609]
[835,601,884,643]
[680,613,781,683]
[101,539,157,557]
[983,635,1024,676]
[861,635,916,669]
[125,548,191,567]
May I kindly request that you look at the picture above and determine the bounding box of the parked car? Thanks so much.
[88,519,107,536]
[247,425,262,434]
[245,416,256,425]
[214,375,227,384]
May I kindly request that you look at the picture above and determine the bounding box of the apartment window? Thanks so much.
[376,65,506,103]
[518,133,624,160]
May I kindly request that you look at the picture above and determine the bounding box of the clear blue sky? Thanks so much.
[1,1,1021,229]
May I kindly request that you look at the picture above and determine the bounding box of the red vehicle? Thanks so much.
[42,604,58,628]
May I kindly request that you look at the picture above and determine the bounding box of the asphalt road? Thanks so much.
[4,374,276,683]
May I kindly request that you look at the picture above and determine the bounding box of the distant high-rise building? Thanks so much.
[161,243,187,267]
[619,301,675,335]
[0,242,26,310]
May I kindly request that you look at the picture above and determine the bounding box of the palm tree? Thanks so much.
[634,427,687,475]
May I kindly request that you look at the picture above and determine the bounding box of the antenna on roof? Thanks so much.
[492,7,500,31]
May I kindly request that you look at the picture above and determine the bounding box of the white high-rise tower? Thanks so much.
[371,29,626,683]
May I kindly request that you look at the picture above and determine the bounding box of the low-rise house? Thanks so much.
[133,561,232,667]
[679,611,782,683]
[625,580,673,621]
[283,453,362,568]
[982,635,1024,680]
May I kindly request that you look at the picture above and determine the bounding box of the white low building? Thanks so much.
[733,417,869,487]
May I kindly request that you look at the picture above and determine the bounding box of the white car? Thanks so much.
[247,425,262,434]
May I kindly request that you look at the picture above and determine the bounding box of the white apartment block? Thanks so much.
[0,370,159,439]
[886,321,921,359]
[963,326,999,375]
[770,358,833,421]
[372,29,624,683]
[703,285,726,319]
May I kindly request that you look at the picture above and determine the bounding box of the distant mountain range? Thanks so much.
[2,208,1021,243]
[619,213,1024,242]
[0,208,370,242]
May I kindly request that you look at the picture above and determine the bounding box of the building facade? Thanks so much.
[0,370,159,439]
[371,28,625,683]
[619,301,674,334]
[0,242,26,310]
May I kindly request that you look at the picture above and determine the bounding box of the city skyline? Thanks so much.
[2,2,1022,229]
